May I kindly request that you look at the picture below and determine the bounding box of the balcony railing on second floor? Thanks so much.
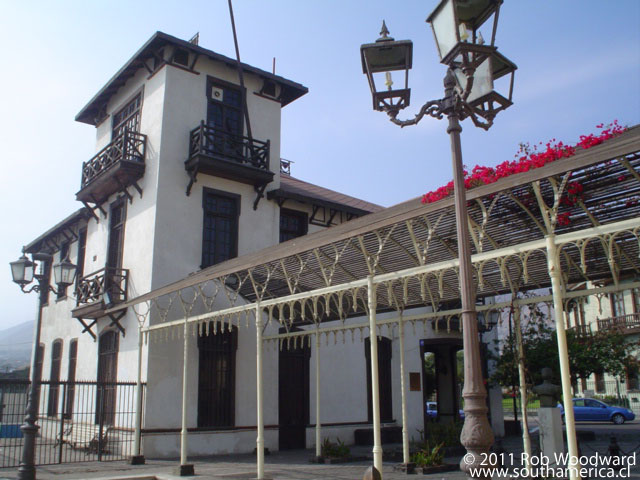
[75,267,129,307]
[188,122,270,171]
[81,129,147,188]
[76,129,147,205]
[597,312,640,333]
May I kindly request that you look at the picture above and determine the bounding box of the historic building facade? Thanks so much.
[22,32,503,459]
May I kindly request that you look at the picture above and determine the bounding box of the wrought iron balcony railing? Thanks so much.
[567,324,592,337]
[80,129,147,189]
[596,312,640,332]
[75,267,129,307]
[188,122,270,171]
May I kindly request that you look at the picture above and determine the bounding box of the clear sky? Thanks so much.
[1,1,639,331]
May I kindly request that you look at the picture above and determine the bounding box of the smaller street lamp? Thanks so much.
[10,249,76,480]
[360,21,413,112]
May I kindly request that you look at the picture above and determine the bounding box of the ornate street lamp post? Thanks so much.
[361,1,516,477]
[10,250,77,480]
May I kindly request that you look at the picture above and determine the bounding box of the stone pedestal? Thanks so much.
[538,408,565,465]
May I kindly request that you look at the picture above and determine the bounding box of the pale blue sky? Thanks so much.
[1,1,639,330]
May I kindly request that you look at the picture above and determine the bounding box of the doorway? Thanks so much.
[278,336,310,450]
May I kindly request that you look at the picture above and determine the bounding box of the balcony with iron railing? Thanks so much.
[596,312,640,334]
[76,128,147,204]
[568,324,592,337]
[71,267,129,320]
[185,122,273,188]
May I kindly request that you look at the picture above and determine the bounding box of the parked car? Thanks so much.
[558,398,635,424]
[425,401,465,420]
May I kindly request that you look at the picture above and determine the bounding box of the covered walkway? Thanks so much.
[113,127,640,478]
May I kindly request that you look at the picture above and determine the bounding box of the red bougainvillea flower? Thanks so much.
[421,122,628,226]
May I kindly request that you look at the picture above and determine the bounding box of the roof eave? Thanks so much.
[75,31,308,125]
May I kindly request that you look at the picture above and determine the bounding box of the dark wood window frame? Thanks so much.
[64,339,78,419]
[96,330,119,425]
[201,188,240,269]
[47,339,63,417]
[206,76,246,137]
[197,324,238,428]
[632,288,640,314]
[610,292,626,317]
[107,197,127,270]
[279,208,308,243]
[111,89,143,140]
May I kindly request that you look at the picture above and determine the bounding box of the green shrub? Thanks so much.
[321,437,350,458]
[411,442,445,467]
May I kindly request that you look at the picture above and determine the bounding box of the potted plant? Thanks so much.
[411,442,457,474]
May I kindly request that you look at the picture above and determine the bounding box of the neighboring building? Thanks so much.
[21,32,503,459]
[571,284,640,411]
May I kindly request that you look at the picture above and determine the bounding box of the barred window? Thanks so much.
[201,190,239,268]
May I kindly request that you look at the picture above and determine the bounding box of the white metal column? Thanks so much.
[315,329,322,458]
[255,302,265,479]
[546,235,579,480]
[133,323,144,459]
[180,316,190,468]
[367,276,383,475]
[513,305,531,465]
[398,313,410,465]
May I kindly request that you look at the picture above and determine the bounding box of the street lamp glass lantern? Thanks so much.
[453,49,516,116]
[427,0,502,66]
[10,254,35,287]
[360,22,413,112]
[53,255,77,288]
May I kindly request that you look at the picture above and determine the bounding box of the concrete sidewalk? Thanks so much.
[1,431,638,480]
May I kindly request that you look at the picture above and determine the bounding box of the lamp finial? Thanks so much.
[377,20,394,42]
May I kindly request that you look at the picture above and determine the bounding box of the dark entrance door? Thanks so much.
[278,337,310,450]
[365,336,393,423]
[96,331,119,425]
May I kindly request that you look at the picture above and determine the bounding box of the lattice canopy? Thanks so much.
[113,127,640,337]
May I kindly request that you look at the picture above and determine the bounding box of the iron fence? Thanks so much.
[0,380,144,468]
[577,379,640,415]
[502,379,640,419]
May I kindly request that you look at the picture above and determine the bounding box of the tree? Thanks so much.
[491,305,638,389]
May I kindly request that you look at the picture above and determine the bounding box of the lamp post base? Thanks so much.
[129,455,146,465]
[174,464,195,476]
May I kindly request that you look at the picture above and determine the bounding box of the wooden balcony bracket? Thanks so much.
[185,165,199,197]
[76,317,98,341]
[108,310,127,337]
[253,184,267,210]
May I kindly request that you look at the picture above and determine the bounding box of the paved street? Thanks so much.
[1,423,639,480]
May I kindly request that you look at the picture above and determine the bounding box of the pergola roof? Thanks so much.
[114,127,640,331]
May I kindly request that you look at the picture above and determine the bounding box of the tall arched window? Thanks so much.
[197,324,237,427]
[64,339,78,419]
[47,340,63,417]
[97,331,119,425]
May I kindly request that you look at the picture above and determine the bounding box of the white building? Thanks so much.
[22,32,504,460]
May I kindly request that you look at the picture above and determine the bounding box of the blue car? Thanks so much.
[425,401,465,420]
[558,398,635,425]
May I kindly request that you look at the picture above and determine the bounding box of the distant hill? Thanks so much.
[0,321,34,372]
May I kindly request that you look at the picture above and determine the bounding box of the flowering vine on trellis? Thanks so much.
[421,122,628,209]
